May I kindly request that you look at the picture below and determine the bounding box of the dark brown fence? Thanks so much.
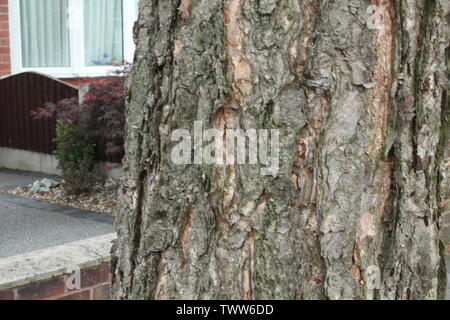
[0,72,77,155]
[0,72,122,163]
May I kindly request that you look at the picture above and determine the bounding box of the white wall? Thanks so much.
[0,147,59,175]
[0,147,122,179]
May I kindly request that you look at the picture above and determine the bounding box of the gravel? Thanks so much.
[0,178,120,216]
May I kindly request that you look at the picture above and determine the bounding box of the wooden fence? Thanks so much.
[0,72,122,163]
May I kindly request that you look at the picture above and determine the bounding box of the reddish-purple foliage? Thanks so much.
[32,73,127,157]
[31,97,83,125]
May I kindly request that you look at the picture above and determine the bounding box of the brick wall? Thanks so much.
[62,77,106,86]
[0,0,10,77]
[0,263,111,300]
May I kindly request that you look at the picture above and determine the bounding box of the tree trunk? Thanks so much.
[112,0,449,300]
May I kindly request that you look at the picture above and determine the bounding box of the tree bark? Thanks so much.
[112,0,449,300]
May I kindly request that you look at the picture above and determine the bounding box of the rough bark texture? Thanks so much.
[112,0,449,300]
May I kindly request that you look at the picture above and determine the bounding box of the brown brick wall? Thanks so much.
[0,0,10,77]
[62,77,106,86]
[0,263,111,300]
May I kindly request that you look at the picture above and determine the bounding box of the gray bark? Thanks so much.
[112,0,449,300]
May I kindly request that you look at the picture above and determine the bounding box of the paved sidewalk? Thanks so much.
[0,169,114,259]
[0,168,58,190]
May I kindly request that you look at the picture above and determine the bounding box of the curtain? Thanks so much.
[84,0,123,66]
[20,0,70,68]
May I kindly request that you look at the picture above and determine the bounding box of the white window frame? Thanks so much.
[9,0,137,78]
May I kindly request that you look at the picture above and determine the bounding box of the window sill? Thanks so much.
[11,68,125,79]
[49,72,123,79]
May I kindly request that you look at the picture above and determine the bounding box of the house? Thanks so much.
[0,0,138,84]
[0,0,138,176]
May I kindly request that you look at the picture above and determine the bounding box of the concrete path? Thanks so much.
[0,169,114,259]
[0,168,58,190]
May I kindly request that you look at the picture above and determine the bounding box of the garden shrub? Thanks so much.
[52,121,103,194]
[32,67,128,194]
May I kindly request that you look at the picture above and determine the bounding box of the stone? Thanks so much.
[41,179,59,188]
[29,179,60,193]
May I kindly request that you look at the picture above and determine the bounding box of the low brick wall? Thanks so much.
[0,234,115,301]
[0,263,111,300]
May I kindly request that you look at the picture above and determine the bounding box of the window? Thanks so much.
[20,0,70,68]
[9,0,138,77]
[84,0,123,66]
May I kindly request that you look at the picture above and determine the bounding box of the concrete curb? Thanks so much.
[0,233,116,291]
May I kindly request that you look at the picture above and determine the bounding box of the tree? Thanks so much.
[111,0,449,300]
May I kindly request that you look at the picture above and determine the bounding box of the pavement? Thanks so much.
[0,169,115,259]
[0,168,57,190]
